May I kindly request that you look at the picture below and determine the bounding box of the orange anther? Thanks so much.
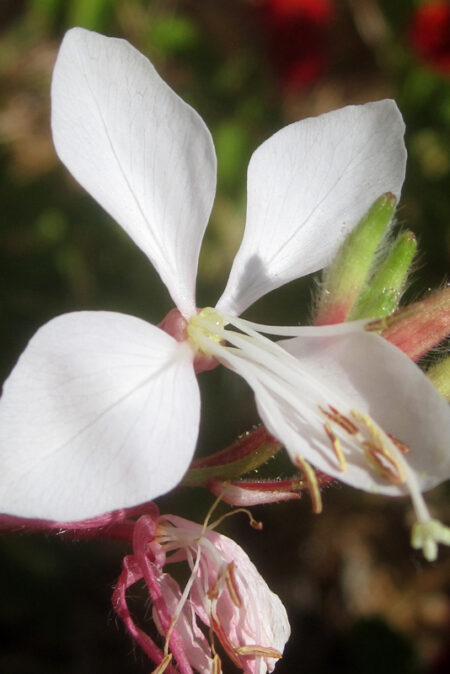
[225,562,242,608]
[236,644,283,659]
[324,422,347,471]
[319,405,358,435]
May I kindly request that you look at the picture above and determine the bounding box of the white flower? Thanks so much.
[0,29,448,550]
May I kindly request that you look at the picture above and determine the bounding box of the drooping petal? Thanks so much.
[217,101,406,315]
[216,325,450,496]
[0,312,200,521]
[52,28,217,317]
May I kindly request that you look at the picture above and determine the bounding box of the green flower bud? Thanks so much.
[315,193,397,325]
[351,230,417,319]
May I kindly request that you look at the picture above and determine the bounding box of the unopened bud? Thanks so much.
[427,357,450,401]
[351,230,417,319]
[367,286,450,361]
[182,426,282,486]
[315,193,397,325]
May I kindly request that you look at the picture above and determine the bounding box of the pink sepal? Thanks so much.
[208,478,302,505]
[371,287,450,361]
[0,502,159,542]
[112,511,197,674]
[159,307,218,373]
[208,472,337,506]
[112,555,178,672]
[191,426,280,469]
[131,515,195,674]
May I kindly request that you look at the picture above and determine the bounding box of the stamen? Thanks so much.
[151,653,173,674]
[209,507,263,532]
[363,441,405,484]
[236,645,283,659]
[212,654,222,674]
[186,307,225,356]
[387,432,410,454]
[294,454,323,513]
[225,562,242,608]
[350,410,405,485]
[202,490,228,533]
[160,537,204,657]
[189,307,449,560]
[222,312,368,338]
[320,405,358,434]
[324,422,347,471]
[207,579,220,602]
[210,613,244,669]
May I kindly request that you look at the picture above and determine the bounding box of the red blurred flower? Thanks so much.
[258,0,334,90]
[409,1,450,76]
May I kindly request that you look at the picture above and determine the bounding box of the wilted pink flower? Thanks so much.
[113,506,290,673]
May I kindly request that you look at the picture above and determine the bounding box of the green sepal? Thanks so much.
[181,434,282,487]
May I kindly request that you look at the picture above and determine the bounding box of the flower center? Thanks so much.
[186,307,225,356]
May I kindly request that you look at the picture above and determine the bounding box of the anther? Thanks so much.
[320,405,358,435]
[236,645,283,659]
[350,410,406,484]
[208,580,220,602]
[225,562,242,608]
[363,442,405,484]
[324,422,347,471]
[387,432,410,453]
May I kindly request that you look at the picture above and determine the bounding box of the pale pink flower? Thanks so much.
[113,507,290,673]
[0,28,449,557]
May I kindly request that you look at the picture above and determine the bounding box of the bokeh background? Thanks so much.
[0,1,449,672]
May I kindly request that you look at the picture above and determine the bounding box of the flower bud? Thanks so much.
[315,193,397,325]
[351,230,417,319]
[367,286,450,361]
[427,357,450,401]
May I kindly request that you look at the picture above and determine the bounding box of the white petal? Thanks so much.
[0,312,200,520]
[52,28,217,317]
[220,328,450,495]
[217,101,406,315]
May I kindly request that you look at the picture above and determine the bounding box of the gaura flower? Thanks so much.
[113,505,290,673]
[0,29,449,557]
